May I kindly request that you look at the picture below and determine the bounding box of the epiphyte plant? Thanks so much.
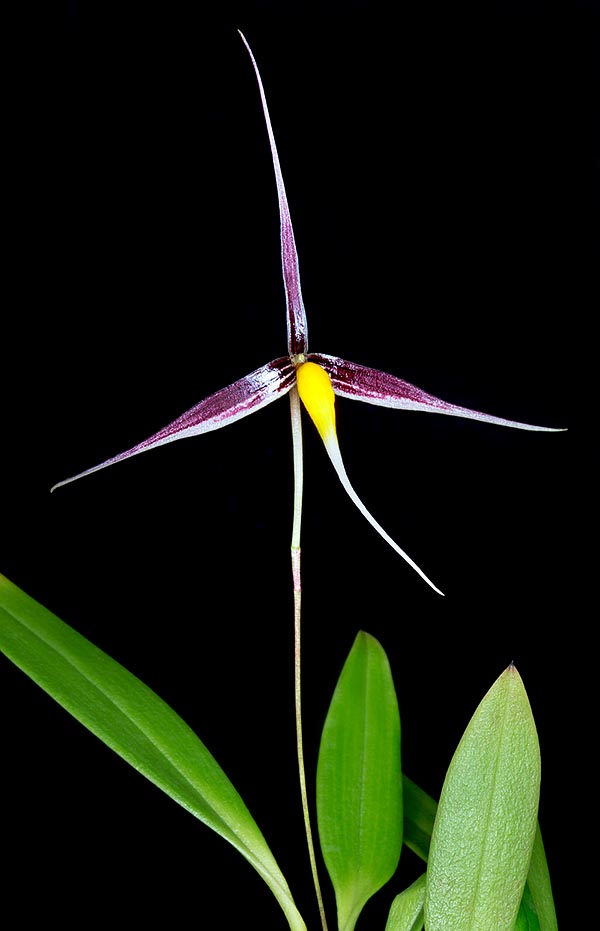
[7,31,564,931]
[51,32,562,598]
[50,37,563,916]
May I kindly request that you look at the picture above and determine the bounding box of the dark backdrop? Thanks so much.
[3,3,596,928]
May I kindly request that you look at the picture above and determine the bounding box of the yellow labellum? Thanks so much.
[296,360,444,594]
[296,361,337,442]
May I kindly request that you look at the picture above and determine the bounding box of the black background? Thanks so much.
[3,2,596,928]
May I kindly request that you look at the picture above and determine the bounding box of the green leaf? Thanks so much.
[402,775,437,862]
[384,874,425,931]
[424,664,541,931]
[514,883,541,931]
[403,778,557,931]
[0,574,306,931]
[316,631,402,931]
[526,825,558,931]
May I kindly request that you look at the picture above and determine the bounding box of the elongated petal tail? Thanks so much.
[239,31,308,357]
[297,361,444,595]
[51,358,295,491]
[323,434,445,595]
[312,354,565,432]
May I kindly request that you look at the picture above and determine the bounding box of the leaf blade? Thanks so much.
[0,574,306,931]
[424,664,541,931]
[385,873,426,931]
[526,825,558,931]
[317,631,402,931]
[402,775,437,862]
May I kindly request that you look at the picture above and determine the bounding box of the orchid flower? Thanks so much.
[51,32,560,598]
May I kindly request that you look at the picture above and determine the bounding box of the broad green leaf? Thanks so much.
[424,664,541,931]
[384,873,425,931]
[0,574,306,931]
[317,631,402,931]
[403,778,556,931]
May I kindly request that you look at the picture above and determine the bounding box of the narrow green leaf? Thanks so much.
[385,874,425,931]
[0,574,306,931]
[526,825,558,931]
[317,631,402,931]
[424,664,541,931]
[402,775,437,861]
[514,883,541,931]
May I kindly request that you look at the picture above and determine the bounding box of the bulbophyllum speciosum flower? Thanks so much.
[52,32,562,597]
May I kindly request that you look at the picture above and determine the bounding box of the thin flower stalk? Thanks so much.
[289,385,329,931]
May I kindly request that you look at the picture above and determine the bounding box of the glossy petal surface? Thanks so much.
[52,358,295,490]
[312,353,562,431]
[239,32,308,357]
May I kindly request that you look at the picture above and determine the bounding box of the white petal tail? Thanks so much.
[321,433,445,596]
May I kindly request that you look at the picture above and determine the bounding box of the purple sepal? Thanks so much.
[51,358,295,490]
[311,353,561,432]
[239,32,308,357]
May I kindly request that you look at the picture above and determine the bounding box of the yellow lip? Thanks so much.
[296,361,337,443]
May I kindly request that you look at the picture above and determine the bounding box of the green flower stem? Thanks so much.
[290,386,329,931]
